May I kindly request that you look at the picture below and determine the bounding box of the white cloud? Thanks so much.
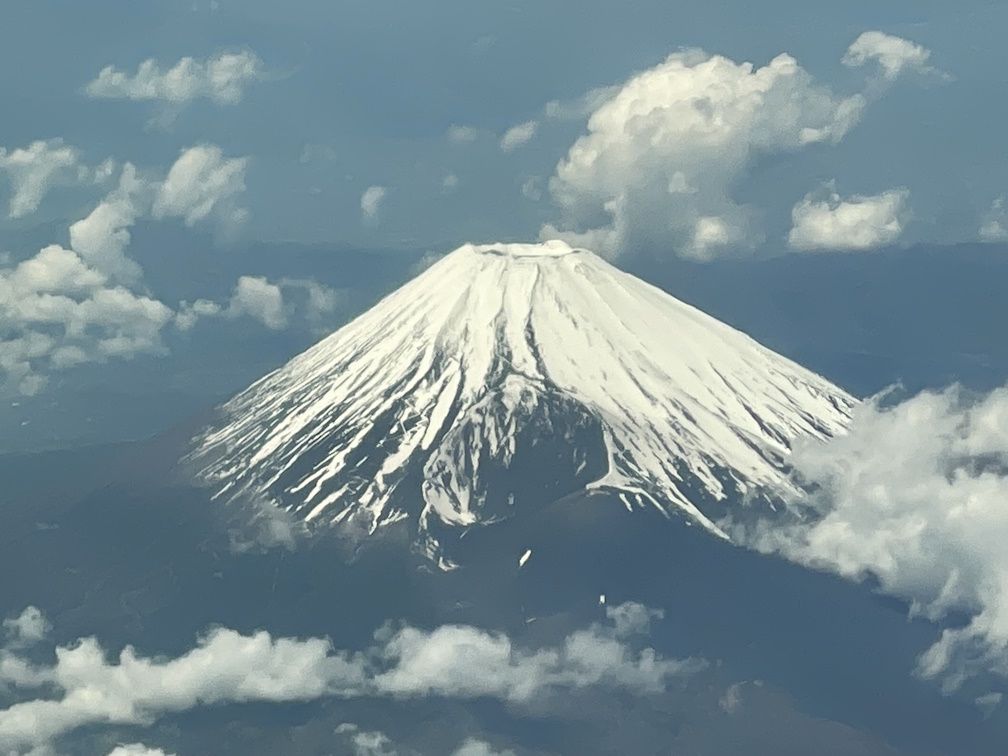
[733,384,1008,694]
[690,216,745,260]
[499,120,538,152]
[441,173,459,192]
[542,49,867,259]
[447,125,480,143]
[371,602,701,702]
[152,145,249,229]
[0,243,173,396]
[176,277,342,333]
[106,746,174,756]
[226,276,286,330]
[0,144,247,396]
[452,739,516,756]
[3,608,50,648]
[788,187,910,251]
[174,298,222,332]
[334,726,514,756]
[843,31,934,81]
[979,196,1008,242]
[85,51,264,106]
[0,603,700,754]
[361,186,387,223]
[69,163,148,283]
[0,627,345,752]
[0,140,112,218]
[335,723,398,756]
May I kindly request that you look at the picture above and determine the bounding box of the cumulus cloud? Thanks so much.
[0,243,173,396]
[372,602,701,702]
[3,608,50,648]
[542,49,867,259]
[361,186,387,223]
[788,187,910,251]
[0,140,113,218]
[176,277,342,333]
[441,173,459,192]
[1,144,249,395]
[85,51,264,106]
[0,603,699,754]
[152,145,249,230]
[979,196,1008,242]
[225,276,286,330]
[521,177,542,202]
[499,120,538,152]
[68,163,149,283]
[174,297,222,332]
[733,384,1008,694]
[843,31,934,80]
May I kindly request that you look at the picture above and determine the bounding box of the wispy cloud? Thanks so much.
[446,125,480,144]
[152,144,249,230]
[361,185,387,223]
[842,31,936,81]
[0,139,114,218]
[979,196,1008,241]
[85,51,264,106]
[544,86,619,121]
[499,120,538,152]
[441,173,459,193]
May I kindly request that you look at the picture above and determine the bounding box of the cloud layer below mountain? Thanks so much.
[735,383,1008,697]
[0,603,700,755]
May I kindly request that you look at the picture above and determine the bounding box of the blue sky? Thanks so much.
[2,0,1007,249]
[1,0,1007,446]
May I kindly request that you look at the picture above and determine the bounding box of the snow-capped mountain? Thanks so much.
[187,240,855,565]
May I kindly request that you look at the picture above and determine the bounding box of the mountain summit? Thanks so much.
[188,240,855,565]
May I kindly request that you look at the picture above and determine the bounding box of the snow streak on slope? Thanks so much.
[189,240,855,561]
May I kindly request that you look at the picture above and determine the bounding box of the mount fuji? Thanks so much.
[187,240,855,566]
[5,241,1007,756]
